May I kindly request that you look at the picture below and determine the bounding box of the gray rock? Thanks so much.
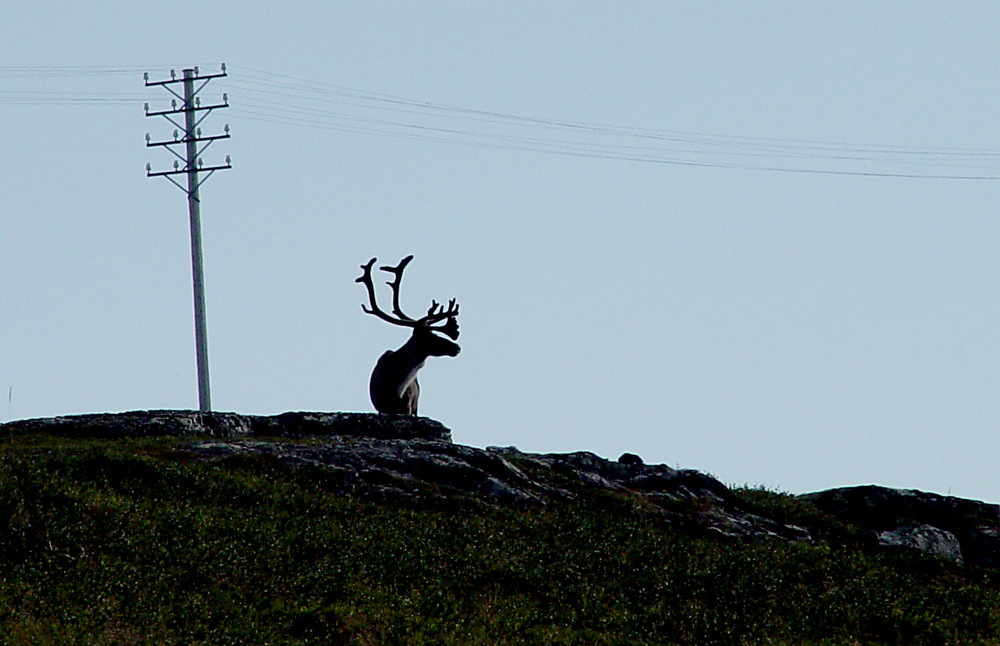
[0,410,451,442]
[876,524,964,564]
[182,438,813,542]
[186,436,546,507]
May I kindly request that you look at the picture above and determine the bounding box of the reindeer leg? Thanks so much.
[404,379,419,415]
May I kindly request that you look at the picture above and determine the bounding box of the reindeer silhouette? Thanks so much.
[356,255,460,415]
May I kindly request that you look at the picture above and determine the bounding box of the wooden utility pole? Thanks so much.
[145,64,231,412]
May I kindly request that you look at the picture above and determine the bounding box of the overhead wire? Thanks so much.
[227,66,998,158]
[0,64,162,104]
[230,95,994,166]
[222,66,1000,179]
[0,90,146,105]
[228,95,995,175]
[0,64,164,78]
[1,64,998,179]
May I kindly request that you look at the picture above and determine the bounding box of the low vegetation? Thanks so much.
[0,434,997,645]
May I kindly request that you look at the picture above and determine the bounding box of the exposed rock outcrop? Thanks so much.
[1,410,808,542]
[5,411,1000,568]
[183,438,811,541]
[802,485,1000,567]
[0,409,451,442]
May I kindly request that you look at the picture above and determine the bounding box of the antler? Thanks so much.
[356,255,460,340]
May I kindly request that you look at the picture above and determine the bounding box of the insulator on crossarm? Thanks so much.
[144,102,149,114]
[173,130,179,141]
[221,63,226,73]
[225,155,231,165]
[224,124,230,134]
[146,163,151,172]
[145,133,151,143]
[222,93,228,105]
[174,160,179,170]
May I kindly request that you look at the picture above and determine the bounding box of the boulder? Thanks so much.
[802,485,1000,567]
[876,524,964,564]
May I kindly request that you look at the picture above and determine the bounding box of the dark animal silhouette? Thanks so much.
[356,255,460,414]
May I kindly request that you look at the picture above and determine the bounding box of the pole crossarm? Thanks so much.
[144,100,229,118]
[144,64,227,87]
[146,132,230,148]
[147,161,233,178]
[144,71,227,89]
[147,159,233,195]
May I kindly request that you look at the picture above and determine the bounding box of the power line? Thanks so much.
[3,63,999,179]
[0,64,165,78]
[227,67,999,159]
[221,66,1000,179]
[0,90,145,105]
[227,96,994,169]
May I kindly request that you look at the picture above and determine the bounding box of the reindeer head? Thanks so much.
[356,255,461,355]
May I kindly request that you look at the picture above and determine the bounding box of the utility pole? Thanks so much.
[144,64,231,412]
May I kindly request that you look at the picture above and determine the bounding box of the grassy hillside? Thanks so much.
[0,433,998,645]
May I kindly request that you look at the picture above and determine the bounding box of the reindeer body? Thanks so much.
[370,349,421,415]
[369,328,460,414]
[357,256,461,416]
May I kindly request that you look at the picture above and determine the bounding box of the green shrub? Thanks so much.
[0,437,996,645]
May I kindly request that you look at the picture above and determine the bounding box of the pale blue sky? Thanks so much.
[2,3,999,502]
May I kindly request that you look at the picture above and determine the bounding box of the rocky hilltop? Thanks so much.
[3,410,999,569]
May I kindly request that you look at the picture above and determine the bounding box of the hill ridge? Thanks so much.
[4,409,999,568]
